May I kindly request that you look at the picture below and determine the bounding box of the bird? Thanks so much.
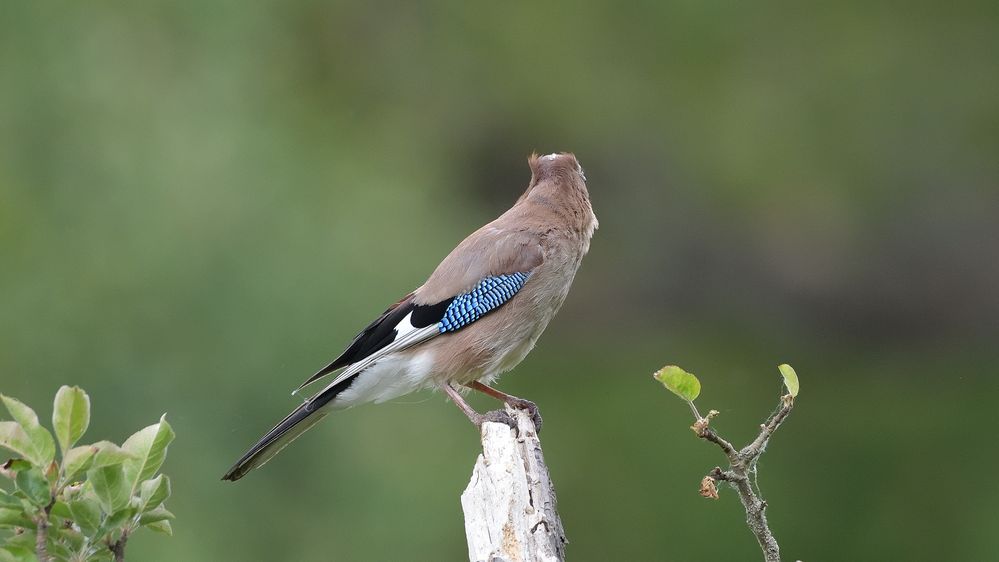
[222,152,597,482]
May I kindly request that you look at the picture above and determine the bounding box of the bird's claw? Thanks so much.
[477,409,516,431]
[507,398,543,433]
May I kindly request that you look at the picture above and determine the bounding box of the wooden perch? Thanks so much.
[461,405,567,562]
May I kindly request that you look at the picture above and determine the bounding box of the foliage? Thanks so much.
[655,364,800,413]
[777,364,799,398]
[653,366,701,402]
[0,387,174,561]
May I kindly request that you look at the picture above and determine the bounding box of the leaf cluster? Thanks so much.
[0,387,174,561]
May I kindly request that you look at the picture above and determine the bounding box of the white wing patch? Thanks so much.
[394,311,419,338]
[306,322,439,407]
[333,350,437,407]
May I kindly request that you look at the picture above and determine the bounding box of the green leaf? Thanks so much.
[87,464,129,514]
[62,445,97,482]
[0,423,38,467]
[0,396,56,467]
[90,441,136,469]
[1,397,55,466]
[46,538,72,561]
[0,489,21,508]
[0,507,33,528]
[68,497,102,536]
[121,415,174,494]
[144,519,172,536]
[97,506,134,539]
[653,365,701,401]
[14,467,50,507]
[2,459,32,476]
[53,516,81,550]
[138,475,170,513]
[63,441,134,485]
[1,396,41,435]
[0,544,36,562]
[52,386,90,455]
[778,364,800,397]
[2,531,36,551]
[49,500,71,519]
[58,527,86,550]
[139,506,175,525]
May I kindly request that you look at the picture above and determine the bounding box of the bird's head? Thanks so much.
[527,152,585,184]
[520,152,596,236]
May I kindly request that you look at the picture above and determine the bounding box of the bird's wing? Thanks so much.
[296,228,544,392]
[295,293,441,391]
[414,226,544,304]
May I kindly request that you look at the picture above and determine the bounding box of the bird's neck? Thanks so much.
[522,188,596,239]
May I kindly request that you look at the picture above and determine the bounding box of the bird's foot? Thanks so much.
[477,409,516,431]
[506,397,543,433]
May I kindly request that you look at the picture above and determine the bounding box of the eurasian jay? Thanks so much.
[223,153,596,481]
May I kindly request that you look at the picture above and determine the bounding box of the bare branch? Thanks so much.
[690,394,796,562]
[709,466,746,483]
[742,395,795,461]
[694,424,739,463]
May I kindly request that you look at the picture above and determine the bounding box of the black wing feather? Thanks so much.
[296,293,455,390]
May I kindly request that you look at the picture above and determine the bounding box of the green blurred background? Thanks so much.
[2,2,998,560]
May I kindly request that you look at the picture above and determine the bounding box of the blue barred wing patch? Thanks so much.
[438,272,530,333]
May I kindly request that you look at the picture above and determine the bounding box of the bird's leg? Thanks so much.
[443,382,515,430]
[466,381,543,432]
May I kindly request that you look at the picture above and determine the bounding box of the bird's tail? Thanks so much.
[221,374,358,482]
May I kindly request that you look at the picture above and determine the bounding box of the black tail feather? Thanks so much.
[222,373,359,481]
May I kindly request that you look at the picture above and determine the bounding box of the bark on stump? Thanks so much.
[461,405,566,562]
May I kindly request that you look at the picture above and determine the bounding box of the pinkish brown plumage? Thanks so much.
[223,153,596,481]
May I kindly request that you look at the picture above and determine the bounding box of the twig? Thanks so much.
[35,500,54,562]
[35,514,49,562]
[461,405,567,562]
[692,395,795,562]
[742,395,795,460]
[108,529,129,562]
